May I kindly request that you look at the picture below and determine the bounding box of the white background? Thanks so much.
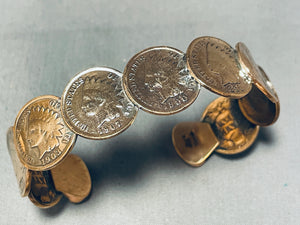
[0,0,299,224]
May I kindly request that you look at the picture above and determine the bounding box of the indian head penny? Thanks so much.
[123,46,200,115]
[186,36,251,98]
[61,67,138,140]
[201,97,259,155]
[14,96,77,171]
[7,127,31,197]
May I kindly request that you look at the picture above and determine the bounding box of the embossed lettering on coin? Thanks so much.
[201,97,259,155]
[28,170,62,208]
[7,127,31,197]
[186,36,251,98]
[61,67,138,139]
[14,95,77,171]
[123,46,200,115]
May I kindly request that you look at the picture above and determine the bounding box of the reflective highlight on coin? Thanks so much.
[123,46,200,115]
[236,42,279,103]
[172,122,219,167]
[238,66,280,126]
[61,67,138,140]
[51,154,91,203]
[201,97,259,155]
[28,171,62,209]
[187,36,251,98]
[7,127,31,197]
[14,96,77,171]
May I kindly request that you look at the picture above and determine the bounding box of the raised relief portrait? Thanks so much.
[144,59,193,104]
[205,42,238,87]
[80,75,134,129]
[24,106,63,159]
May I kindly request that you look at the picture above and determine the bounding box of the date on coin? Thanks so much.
[14,95,77,171]
[61,67,138,140]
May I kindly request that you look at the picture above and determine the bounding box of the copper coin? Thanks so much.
[51,154,91,203]
[14,95,77,171]
[186,36,251,98]
[238,66,280,126]
[61,67,138,140]
[201,97,259,155]
[172,122,219,167]
[28,170,62,209]
[236,42,279,103]
[7,127,31,197]
[123,46,200,115]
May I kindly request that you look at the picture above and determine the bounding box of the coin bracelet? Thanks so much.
[7,36,280,208]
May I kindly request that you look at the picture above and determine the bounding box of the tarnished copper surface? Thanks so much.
[123,46,200,115]
[186,36,251,98]
[28,170,62,208]
[238,66,280,126]
[61,67,138,140]
[172,122,219,167]
[14,96,77,171]
[7,127,31,197]
[201,97,259,155]
[236,42,279,103]
[51,154,91,203]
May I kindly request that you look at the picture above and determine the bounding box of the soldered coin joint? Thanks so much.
[8,35,280,208]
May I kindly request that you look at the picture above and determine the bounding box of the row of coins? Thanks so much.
[10,36,279,207]
[171,38,279,166]
[7,127,91,208]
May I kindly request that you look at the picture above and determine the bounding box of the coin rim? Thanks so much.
[28,170,63,209]
[7,126,32,197]
[13,95,77,171]
[200,97,260,155]
[61,66,139,140]
[238,67,280,126]
[122,46,200,115]
[28,190,63,209]
[186,36,251,98]
[236,42,279,103]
